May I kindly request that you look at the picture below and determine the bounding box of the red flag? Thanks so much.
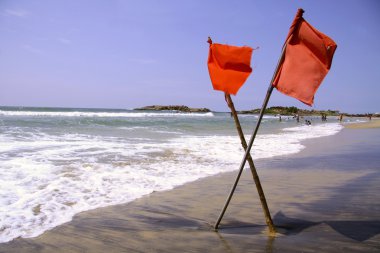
[207,38,253,95]
[273,9,337,106]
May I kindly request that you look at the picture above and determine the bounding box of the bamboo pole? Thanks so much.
[224,93,276,233]
[214,32,290,232]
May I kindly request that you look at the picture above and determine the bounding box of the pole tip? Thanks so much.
[297,8,305,16]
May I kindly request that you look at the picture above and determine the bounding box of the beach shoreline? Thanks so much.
[344,118,380,129]
[1,123,380,252]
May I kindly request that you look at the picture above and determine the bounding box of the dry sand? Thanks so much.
[1,125,379,252]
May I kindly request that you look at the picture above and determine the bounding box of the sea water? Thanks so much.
[0,106,346,242]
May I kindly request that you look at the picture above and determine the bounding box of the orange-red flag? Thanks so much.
[273,9,337,106]
[207,38,253,95]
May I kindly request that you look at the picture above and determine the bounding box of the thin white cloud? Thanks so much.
[4,9,29,18]
[22,44,43,54]
[57,38,72,45]
[128,58,157,64]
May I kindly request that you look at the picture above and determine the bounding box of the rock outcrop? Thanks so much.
[237,106,340,116]
[134,105,211,113]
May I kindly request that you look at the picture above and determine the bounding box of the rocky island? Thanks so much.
[237,106,340,116]
[134,105,211,113]
[237,106,378,118]
[134,105,377,117]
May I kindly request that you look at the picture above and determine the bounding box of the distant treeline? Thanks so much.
[134,105,377,117]
[237,106,378,117]
[134,105,210,113]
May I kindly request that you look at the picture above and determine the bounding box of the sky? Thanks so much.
[0,0,379,113]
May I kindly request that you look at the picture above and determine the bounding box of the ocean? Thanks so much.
[0,106,353,243]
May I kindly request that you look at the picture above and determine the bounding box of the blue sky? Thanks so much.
[0,0,379,113]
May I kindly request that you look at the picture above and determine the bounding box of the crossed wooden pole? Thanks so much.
[215,93,276,234]
[213,32,289,234]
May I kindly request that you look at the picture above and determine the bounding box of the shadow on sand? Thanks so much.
[273,211,380,242]
[216,211,380,242]
[213,211,380,253]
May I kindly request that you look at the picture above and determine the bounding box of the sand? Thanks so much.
[345,118,380,129]
[1,123,379,252]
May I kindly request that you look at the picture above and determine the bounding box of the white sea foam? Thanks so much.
[343,119,367,124]
[0,110,214,118]
[0,122,343,243]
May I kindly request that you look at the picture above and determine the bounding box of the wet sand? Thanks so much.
[345,118,380,129]
[1,122,380,252]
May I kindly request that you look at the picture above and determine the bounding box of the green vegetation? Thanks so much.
[237,106,340,116]
[134,105,211,113]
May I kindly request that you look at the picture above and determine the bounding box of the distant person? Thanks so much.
[296,115,300,123]
[339,114,343,122]
[305,119,311,125]
[279,115,282,122]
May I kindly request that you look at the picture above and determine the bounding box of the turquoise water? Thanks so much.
[0,106,345,242]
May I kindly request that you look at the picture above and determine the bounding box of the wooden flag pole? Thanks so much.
[223,93,276,233]
[214,37,289,232]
